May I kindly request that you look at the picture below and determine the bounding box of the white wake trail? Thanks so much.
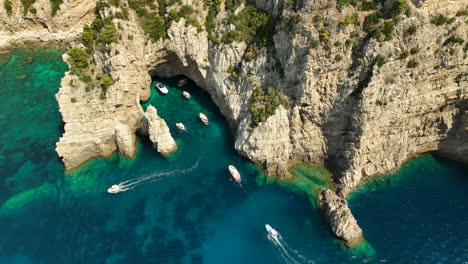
[110,159,200,193]
[267,233,314,264]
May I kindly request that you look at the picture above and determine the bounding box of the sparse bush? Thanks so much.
[222,5,270,44]
[336,0,359,7]
[313,15,323,24]
[335,54,343,62]
[407,59,420,68]
[406,25,417,36]
[431,14,448,25]
[388,0,406,18]
[311,40,320,48]
[376,54,386,67]
[382,21,395,41]
[340,14,359,27]
[81,25,94,46]
[398,50,409,60]
[446,17,456,24]
[334,41,342,47]
[4,0,12,15]
[169,9,181,22]
[185,17,203,32]
[444,36,464,45]
[227,65,239,77]
[456,10,468,16]
[99,23,118,44]
[49,0,63,16]
[375,100,384,106]
[67,48,89,74]
[363,12,381,32]
[71,97,77,103]
[345,38,355,49]
[81,75,93,83]
[361,0,377,11]
[29,7,37,14]
[20,0,36,15]
[179,4,194,18]
[96,73,116,93]
[410,47,419,54]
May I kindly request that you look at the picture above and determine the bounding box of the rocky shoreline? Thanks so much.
[2,0,467,247]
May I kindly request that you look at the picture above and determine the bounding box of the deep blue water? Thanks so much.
[0,49,466,264]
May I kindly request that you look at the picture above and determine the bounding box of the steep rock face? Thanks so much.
[115,123,137,158]
[319,189,363,247]
[141,105,177,156]
[0,0,95,49]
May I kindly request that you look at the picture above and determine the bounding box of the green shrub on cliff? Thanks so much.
[407,59,420,68]
[67,48,89,75]
[249,86,291,127]
[223,4,270,45]
[387,0,406,18]
[81,25,95,46]
[49,0,63,16]
[99,23,118,44]
[20,0,36,15]
[96,73,116,93]
[4,0,12,15]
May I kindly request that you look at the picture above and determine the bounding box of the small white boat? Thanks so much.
[155,82,168,94]
[178,78,188,87]
[265,224,279,240]
[176,122,187,131]
[107,184,121,194]
[228,165,241,182]
[182,91,191,99]
[199,113,208,125]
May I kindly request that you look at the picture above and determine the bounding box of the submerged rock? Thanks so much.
[319,189,363,247]
[141,105,177,156]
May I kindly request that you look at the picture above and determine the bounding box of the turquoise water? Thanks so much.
[0,49,467,264]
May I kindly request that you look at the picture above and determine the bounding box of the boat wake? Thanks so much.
[108,159,200,194]
[267,232,314,264]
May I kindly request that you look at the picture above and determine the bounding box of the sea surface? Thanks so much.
[0,49,466,264]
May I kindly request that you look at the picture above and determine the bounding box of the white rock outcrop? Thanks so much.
[141,105,177,156]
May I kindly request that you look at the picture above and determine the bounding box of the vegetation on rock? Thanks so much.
[67,48,89,75]
[20,0,36,15]
[4,0,12,15]
[49,0,63,16]
[250,86,291,127]
[222,4,271,45]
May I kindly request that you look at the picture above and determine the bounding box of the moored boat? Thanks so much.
[176,122,187,131]
[178,78,188,87]
[199,113,208,125]
[228,165,241,182]
[107,184,121,194]
[155,82,168,94]
[183,91,191,99]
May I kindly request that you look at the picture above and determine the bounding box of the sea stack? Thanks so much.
[141,105,177,156]
[319,189,363,247]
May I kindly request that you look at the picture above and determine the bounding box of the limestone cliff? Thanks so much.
[1,0,466,247]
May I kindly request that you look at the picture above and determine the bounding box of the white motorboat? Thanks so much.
[228,165,241,182]
[182,91,191,99]
[176,122,187,131]
[107,184,121,193]
[178,78,188,87]
[265,224,279,240]
[155,82,168,94]
[199,113,208,125]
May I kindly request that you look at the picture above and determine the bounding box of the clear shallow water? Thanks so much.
[0,49,467,264]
